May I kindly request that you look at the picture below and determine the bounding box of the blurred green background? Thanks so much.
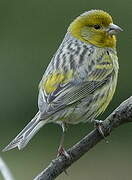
[0,0,132,179]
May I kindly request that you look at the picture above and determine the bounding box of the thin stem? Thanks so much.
[0,157,15,180]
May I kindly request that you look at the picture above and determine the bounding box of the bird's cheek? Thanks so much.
[81,28,89,38]
[90,33,101,42]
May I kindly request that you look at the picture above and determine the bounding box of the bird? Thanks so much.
[3,9,123,155]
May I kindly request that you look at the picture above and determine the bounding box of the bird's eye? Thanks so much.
[94,24,101,30]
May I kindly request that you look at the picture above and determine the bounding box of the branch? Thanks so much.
[34,96,132,180]
[0,157,15,180]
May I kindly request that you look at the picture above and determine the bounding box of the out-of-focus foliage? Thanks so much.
[0,0,132,179]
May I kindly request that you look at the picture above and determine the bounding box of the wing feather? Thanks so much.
[38,44,116,118]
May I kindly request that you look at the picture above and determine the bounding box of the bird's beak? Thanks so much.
[107,23,123,35]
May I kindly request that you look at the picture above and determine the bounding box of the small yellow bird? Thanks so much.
[3,10,123,155]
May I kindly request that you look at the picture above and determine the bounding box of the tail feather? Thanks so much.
[3,112,47,152]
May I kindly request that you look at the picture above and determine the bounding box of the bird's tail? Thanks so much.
[3,112,47,151]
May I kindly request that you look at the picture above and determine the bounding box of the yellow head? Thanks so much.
[68,10,123,48]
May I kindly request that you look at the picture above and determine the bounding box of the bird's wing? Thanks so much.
[39,48,117,118]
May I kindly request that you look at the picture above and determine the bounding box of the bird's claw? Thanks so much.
[57,146,70,159]
[57,146,70,175]
[94,120,109,143]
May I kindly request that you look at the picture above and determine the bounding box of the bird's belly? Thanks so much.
[92,79,117,119]
[49,75,117,124]
[67,83,116,124]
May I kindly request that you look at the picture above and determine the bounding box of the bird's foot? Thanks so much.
[94,120,109,143]
[57,146,70,159]
[57,146,70,175]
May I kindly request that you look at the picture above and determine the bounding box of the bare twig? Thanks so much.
[0,157,15,180]
[34,96,132,180]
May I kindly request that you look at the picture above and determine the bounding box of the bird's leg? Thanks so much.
[57,123,70,175]
[57,123,70,159]
[94,120,108,143]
